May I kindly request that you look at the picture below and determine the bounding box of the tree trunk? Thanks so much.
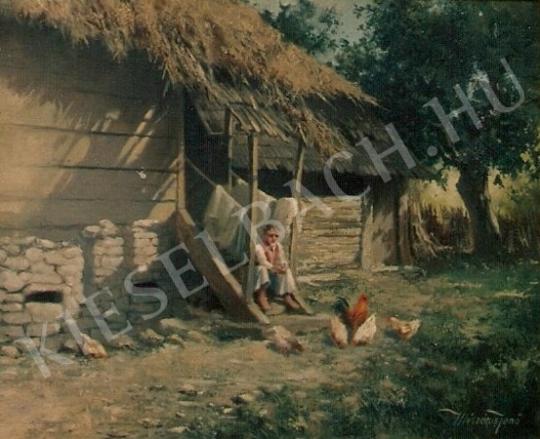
[456,165,501,256]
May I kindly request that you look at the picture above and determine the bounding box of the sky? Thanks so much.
[249,0,369,41]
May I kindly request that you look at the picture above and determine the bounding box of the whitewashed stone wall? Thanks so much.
[0,237,84,343]
[132,219,160,267]
[0,218,177,350]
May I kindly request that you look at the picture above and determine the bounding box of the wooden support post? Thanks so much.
[176,88,186,215]
[244,132,259,301]
[287,138,313,315]
[224,108,235,191]
[289,138,306,276]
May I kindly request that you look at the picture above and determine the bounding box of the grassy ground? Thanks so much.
[1,261,538,438]
[190,261,540,439]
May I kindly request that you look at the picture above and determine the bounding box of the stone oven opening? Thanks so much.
[25,291,63,304]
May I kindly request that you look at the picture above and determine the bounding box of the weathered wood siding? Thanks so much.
[298,180,413,272]
[297,196,362,272]
[0,22,177,240]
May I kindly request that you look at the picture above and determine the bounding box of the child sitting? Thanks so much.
[253,224,300,313]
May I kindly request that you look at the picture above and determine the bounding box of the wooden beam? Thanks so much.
[224,108,235,191]
[289,138,306,275]
[176,208,269,323]
[175,88,186,213]
[244,132,259,301]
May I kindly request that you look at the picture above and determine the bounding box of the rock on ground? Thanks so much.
[1,345,20,359]
[157,318,189,336]
[138,329,164,346]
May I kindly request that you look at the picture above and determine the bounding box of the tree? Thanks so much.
[260,0,340,57]
[337,0,540,257]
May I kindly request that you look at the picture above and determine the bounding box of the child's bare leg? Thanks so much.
[274,272,300,311]
[254,286,271,313]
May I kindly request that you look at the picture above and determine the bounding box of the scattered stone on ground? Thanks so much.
[231,391,261,404]
[158,318,190,336]
[166,334,185,347]
[140,418,162,428]
[178,383,198,396]
[138,328,165,346]
[184,330,210,344]
[108,334,137,350]
[62,339,80,353]
[1,345,20,359]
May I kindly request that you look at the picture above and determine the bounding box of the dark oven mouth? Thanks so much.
[25,291,63,304]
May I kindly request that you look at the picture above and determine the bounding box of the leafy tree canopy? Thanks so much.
[260,0,341,56]
[336,0,540,178]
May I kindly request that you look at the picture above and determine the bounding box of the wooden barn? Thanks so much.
[0,0,422,329]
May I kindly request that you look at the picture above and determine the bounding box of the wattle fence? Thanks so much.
[420,205,540,258]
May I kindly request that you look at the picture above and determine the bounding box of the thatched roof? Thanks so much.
[0,0,423,177]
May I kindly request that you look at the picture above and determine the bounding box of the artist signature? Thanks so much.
[439,408,521,434]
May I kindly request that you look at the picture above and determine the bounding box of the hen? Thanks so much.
[351,313,377,346]
[264,325,304,355]
[387,317,421,341]
[80,334,108,359]
[329,316,349,348]
[334,293,369,333]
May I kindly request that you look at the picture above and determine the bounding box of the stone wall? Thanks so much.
[0,237,84,344]
[0,218,177,350]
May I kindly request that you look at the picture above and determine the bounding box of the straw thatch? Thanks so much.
[0,0,421,176]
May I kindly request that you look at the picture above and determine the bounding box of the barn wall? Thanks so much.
[297,196,362,272]
[296,179,414,273]
[359,181,399,269]
[359,178,413,270]
[0,22,177,240]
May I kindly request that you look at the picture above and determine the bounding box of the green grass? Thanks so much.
[186,264,540,438]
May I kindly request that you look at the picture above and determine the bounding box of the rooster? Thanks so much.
[352,313,377,346]
[387,317,421,341]
[333,293,369,333]
[329,316,349,348]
